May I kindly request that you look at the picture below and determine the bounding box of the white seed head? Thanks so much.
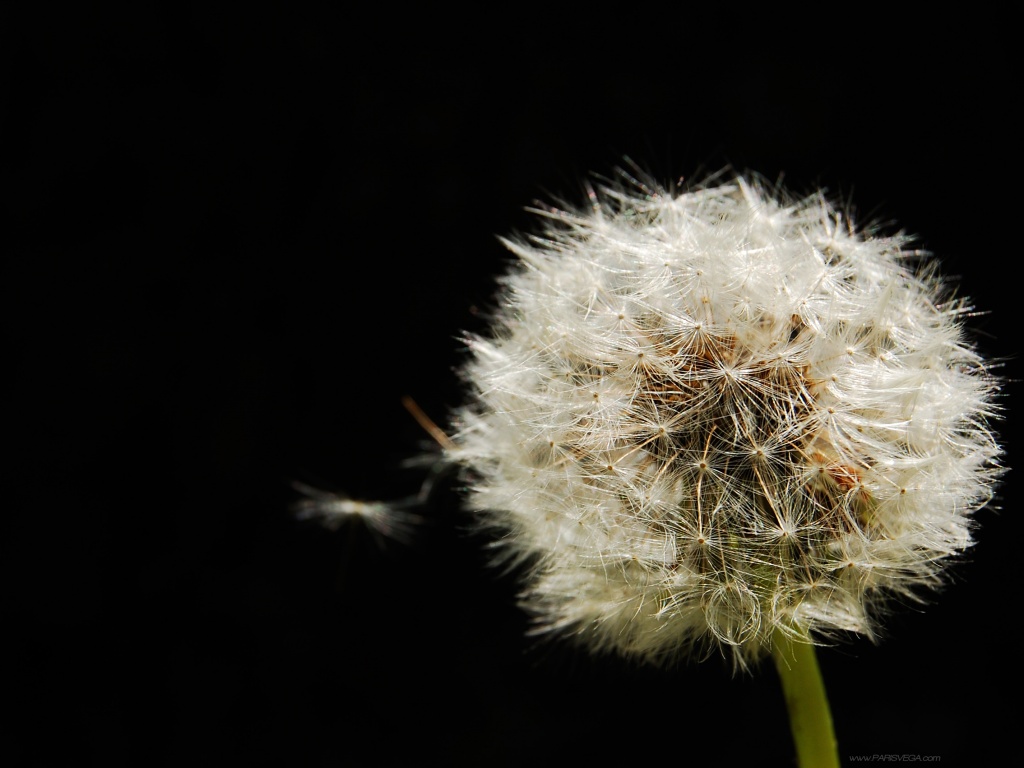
[447,171,1003,670]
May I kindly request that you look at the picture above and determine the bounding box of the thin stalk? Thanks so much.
[771,629,840,768]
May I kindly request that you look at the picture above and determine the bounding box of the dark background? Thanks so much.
[6,6,1019,767]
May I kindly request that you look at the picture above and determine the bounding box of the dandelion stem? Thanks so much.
[772,629,839,768]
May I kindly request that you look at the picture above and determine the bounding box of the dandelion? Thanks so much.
[443,167,1004,767]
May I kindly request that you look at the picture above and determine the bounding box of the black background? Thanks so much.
[6,6,1020,767]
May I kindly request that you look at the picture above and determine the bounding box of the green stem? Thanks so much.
[771,629,840,768]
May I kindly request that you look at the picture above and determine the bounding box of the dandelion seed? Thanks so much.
[291,481,423,547]
[291,399,453,548]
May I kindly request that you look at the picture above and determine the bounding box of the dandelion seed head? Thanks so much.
[447,170,1004,670]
